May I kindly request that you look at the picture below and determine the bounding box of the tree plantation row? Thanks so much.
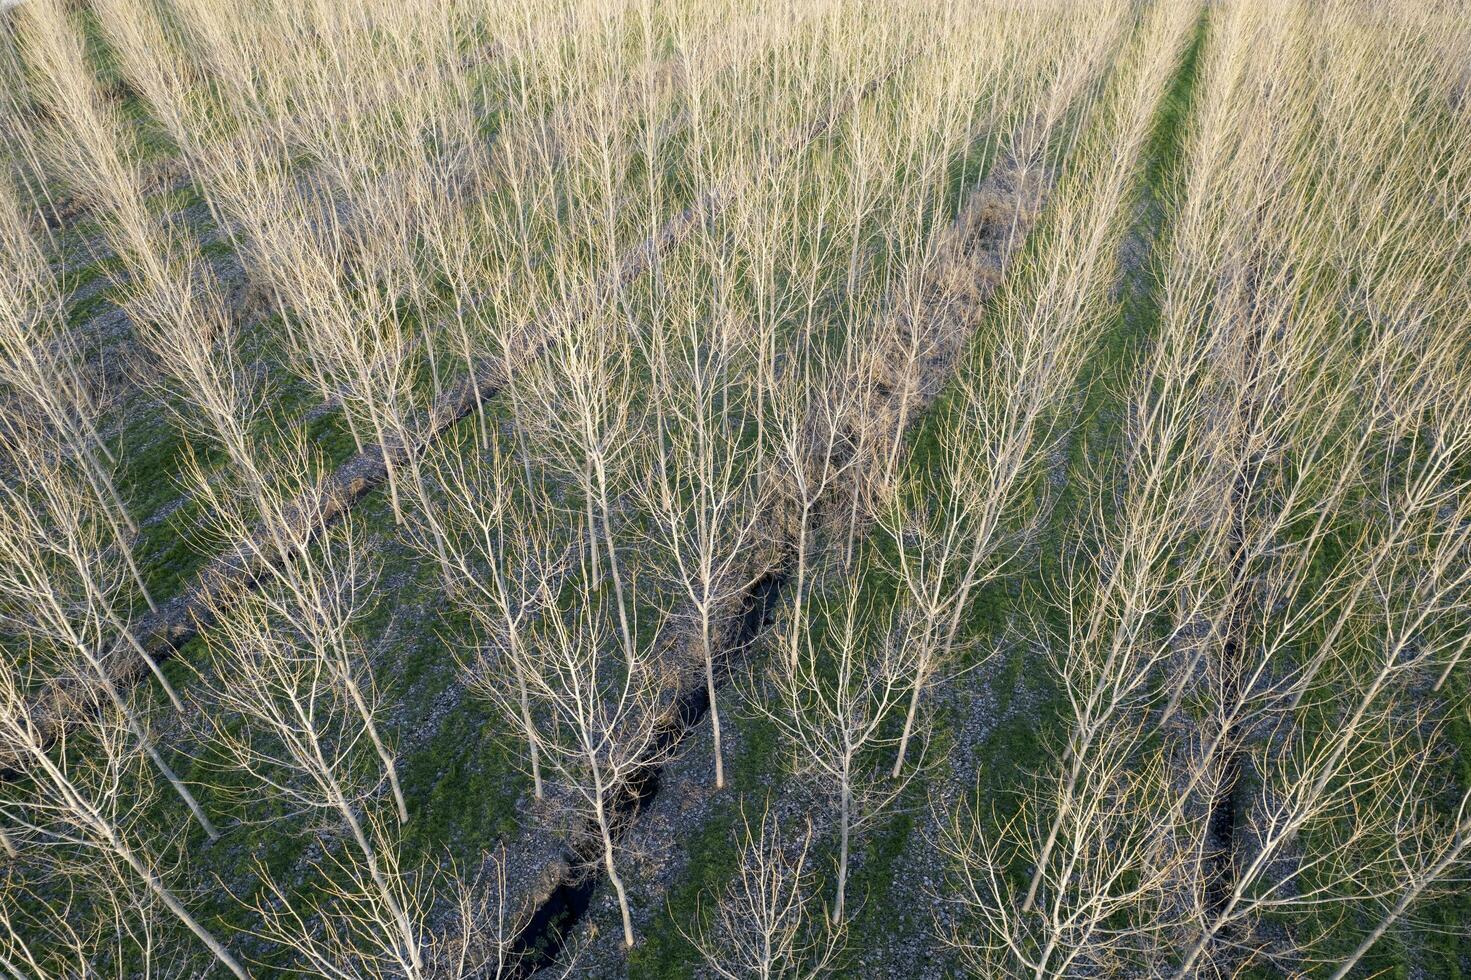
[0,0,1468,976]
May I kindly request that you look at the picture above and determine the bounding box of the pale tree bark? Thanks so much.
[0,672,247,977]
[490,592,673,949]
[754,579,914,923]
[681,801,844,980]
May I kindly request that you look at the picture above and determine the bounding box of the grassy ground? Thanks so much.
[16,10,1039,975]
[586,11,1209,977]
[6,2,1467,976]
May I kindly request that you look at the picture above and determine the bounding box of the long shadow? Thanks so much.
[0,60,901,779]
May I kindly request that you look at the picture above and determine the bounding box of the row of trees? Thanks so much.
[431,0,1158,951]
[939,0,1471,976]
[0,0,1149,974]
[4,0,1465,976]
[700,0,1199,966]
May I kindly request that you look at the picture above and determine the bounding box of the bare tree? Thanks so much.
[419,437,563,801]
[427,847,537,980]
[516,304,645,666]
[182,431,410,825]
[0,669,247,977]
[0,847,203,980]
[638,289,767,790]
[754,580,914,923]
[240,810,530,980]
[0,414,218,839]
[11,0,257,472]
[0,170,151,609]
[1327,780,1471,980]
[681,799,844,980]
[935,728,1188,977]
[191,517,422,974]
[766,355,862,677]
[483,587,674,949]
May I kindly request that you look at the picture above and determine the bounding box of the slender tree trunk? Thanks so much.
[72,416,128,522]
[108,609,183,713]
[518,668,543,799]
[842,467,863,571]
[1432,631,1471,692]
[892,655,929,777]
[75,437,154,611]
[513,423,536,491]
[1021,735,1087,913]
[114,525,157,614]
[703,613,724,790]
[424,335,442,407]
[1328,826,1470,980]
[368,413,405,525]
[74,567,178,711]
[451,313,487,449]
[135,858,248,978]
[593,461,635,661]
[77,644,218,840]
[596,799,635,948]
[340,671,408,823]
[788,508,811,673]
[1328,900,1411,980]
[76,414,118,470]
[1174,892,1240,980]
[1031,929,1061,980]
[16,736,239,972]
[0,947,30,980]
[1006,164,1031,251]
[407,458,454,593]
[833,777,851,924]
[338,792,422,973]
[139,738,219,842]
[343,403,367,454]
[506,629,542,799]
